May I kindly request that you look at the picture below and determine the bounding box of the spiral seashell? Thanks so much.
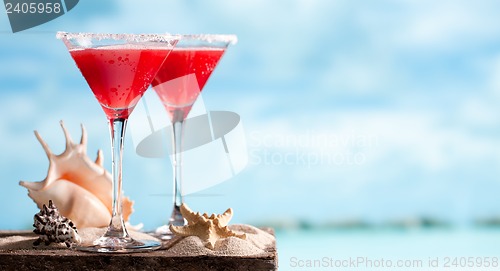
[33,200,81,247]
[19,121,134,228]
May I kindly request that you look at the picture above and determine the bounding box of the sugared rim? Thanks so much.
[178,34,238,45]
[56,31,180,43]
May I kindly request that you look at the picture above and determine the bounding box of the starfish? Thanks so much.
[169,203,247,249]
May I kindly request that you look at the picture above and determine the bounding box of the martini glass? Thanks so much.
[151,34,237,239]
[57,32,178,252]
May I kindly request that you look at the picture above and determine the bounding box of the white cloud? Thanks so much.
[392,0,500,51]
[487,54,500,98]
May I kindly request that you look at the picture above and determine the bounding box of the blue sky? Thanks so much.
[2,0,500,230]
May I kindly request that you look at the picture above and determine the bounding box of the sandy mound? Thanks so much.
[166,224,275,256]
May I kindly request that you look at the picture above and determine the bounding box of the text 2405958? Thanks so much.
[5,2,62,14]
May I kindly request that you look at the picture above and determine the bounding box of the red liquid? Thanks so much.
[70,45,171,119]
[151,48,226,121]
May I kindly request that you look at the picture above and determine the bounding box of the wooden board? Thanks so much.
[0,229,278,271]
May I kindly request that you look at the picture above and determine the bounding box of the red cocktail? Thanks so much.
[58,32,178,253]
[152,48,226,121]
[71,46,171,119]
[151,35,237,239]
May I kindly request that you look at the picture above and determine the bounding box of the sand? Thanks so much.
[166,224,275,256]
[0,224,276,257]
[0,235,43,251]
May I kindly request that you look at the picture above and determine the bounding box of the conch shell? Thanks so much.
[19,121,133,229]
[170,203,247,249]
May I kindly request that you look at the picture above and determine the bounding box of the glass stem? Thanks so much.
[170,119,185,226]
[105,118,130,238]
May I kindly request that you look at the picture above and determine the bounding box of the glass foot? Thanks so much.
[153,225,177,241]
[150,205,185,241]
[76,236,161,253]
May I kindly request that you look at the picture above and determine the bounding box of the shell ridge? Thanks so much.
[59,120,74,151]
[34,130,53,159]
[79,123,87,146]
[95,150,104,167]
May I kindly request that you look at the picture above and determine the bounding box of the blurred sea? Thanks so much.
[276,227,500,271]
